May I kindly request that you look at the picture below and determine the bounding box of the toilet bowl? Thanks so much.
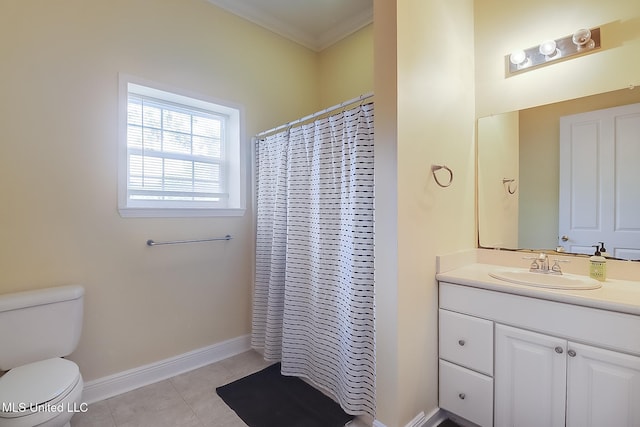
[0,358,84,427]
[0,286,85,427]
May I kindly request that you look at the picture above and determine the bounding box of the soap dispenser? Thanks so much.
[598,242,611,258]
[590,245,607,282]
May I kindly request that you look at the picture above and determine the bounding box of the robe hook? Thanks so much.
[503,178,517,194]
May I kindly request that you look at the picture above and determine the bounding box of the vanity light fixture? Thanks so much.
[506,27,601,76]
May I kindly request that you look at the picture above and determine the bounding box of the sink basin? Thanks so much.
[489,269,602,290]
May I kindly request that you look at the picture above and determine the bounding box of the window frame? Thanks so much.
[118,74,246,218]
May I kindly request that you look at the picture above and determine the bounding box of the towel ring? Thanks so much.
[503,178,517,194]
[432,165,453,188]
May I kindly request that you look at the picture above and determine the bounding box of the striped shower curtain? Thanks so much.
[252,102,375,417]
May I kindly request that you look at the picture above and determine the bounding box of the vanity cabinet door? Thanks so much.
[566,342,640,427]
[495,324,567,427]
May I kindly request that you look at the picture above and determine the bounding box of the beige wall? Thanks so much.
[375,0,476,425]
[0,0,372,382]
[318,24,374,108]
[475,0,640,117]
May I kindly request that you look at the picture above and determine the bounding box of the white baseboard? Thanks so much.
[404,411,427,427]
[422,408,448,427]
[373,408,447,427]
[82,334,251,404]
[405,411,427,427]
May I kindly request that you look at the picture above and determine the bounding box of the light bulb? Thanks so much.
[539,40,558,57]
[572,28,592,46]
[572,28,595,49]
[509,50,527,66]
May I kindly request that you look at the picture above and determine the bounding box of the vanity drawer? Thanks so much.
[439,359,493,427]
[439,309,493,375]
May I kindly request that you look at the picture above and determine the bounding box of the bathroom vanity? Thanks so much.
[436,257,640,427]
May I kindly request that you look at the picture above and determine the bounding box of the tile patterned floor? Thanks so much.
[71,350,368,427]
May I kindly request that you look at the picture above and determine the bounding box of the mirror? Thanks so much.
[478,86,640,260]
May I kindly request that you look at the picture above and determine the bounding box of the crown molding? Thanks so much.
[206,0,372,51]
[317,7,373,51]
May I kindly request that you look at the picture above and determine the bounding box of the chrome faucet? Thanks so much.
[536,253,549,272]
[525,253,566,275]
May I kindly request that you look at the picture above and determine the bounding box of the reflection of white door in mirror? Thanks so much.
[559,103,640,260]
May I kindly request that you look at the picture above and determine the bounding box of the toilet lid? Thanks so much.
[0,358,80,414]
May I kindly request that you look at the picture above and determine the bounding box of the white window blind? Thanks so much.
[127,94,227,205]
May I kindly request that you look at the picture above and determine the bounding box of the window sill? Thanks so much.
[118,207,246,218]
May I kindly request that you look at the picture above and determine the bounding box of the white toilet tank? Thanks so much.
[0,285,84,371]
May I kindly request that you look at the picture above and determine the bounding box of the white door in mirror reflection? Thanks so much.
[559,103,640,260]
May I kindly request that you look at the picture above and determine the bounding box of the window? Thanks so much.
[118,75,245,217]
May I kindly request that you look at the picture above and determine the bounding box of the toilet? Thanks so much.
[0,285,85,427]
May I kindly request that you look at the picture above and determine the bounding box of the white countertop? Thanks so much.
[436,263,640,316]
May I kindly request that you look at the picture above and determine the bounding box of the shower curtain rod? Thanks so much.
[254,92,373,138]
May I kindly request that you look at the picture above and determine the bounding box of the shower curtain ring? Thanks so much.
[432,164,453,187]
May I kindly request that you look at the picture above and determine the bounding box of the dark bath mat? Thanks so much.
[216,363,354,427]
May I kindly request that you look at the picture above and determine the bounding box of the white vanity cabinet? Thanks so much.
[438,281,640,427]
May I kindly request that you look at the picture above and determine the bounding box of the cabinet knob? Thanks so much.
[568,349,576,357]
[459,393,466,400]
[554,346,564,354]
[458,339,465,346]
